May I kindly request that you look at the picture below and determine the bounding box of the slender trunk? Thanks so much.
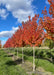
[14,49,15,60]
[33,46,35,72]
[35,49,39,71]
[9,49,10,54]
[50,49,52,62]
[22,47,24,63]
[8,48,10,54]
[14,49,15,56]
[7,48,9,57]
[17,48,18,58]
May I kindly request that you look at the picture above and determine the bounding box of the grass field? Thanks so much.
[0,49,28,75]
[0,48,54,75]
[13,47,54,73]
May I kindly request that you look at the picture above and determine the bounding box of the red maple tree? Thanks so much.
[4,14,44,48]
[22,14,44,47]
[41,0,54,41]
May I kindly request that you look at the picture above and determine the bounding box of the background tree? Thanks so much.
[0,40,1,48]
[41,0,54,41]
[0,44,1,48]
[40,0,54,62]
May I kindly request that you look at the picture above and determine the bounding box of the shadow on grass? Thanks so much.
[4,54,14,57]
[15,58,22,64]
[35,57,54,64]
[6,58,22,66]
[35,51,54,64]
[6,60,17,66]
[7,55,13,57]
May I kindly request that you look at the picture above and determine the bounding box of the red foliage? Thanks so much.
[4,0,54,48]
[4,14,44,48]
[48,0,54,17]
[41,0,54,41]
[22,14,44,47]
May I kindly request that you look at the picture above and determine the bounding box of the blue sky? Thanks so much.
[0,0,50,45]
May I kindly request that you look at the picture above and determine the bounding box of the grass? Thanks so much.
[19,54,54,73]
[0,48,54,75]
[15,47,54,59]
[12,48,54,73]
[0,49,28,75]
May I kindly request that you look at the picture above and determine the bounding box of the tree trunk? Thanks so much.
[50,49,52,62]
[14,49,15,55]
[17,48,18,58]
[9,49,10,54]
[14,49,15,60]
[22,47,24,63]
[33,46,35,72]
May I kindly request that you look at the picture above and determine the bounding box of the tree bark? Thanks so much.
[33,46,35,72]
[14,48,15,60]
[22,47,24,63]
[50,49,52,62]
[9,49,10,54]
[17,48,18,58]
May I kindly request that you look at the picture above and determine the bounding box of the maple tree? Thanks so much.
[0,40,1,48]
[41,0,54,41]
[4,0,54,71]
[4,14,44,71]
[40,0,54,62]
[4,27,26,48]
[21,14,44,71]
[3,0,54,73]
[4,38,12,48]
[4,15,44,48]
[4,0,54,48]
[22,14,44,47]
[0,44,1,48]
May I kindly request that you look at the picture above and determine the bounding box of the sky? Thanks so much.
[0,0,50,46]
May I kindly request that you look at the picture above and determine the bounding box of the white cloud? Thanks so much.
[45,0,49,4]
[1,40,6,46]
[0,9,8,19]
[0,27,19,38]
[0,0,35,22]
[0,27,18,46]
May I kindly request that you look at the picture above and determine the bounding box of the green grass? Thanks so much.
[21,54,54,73]
[0,49,28,75]
[14,49,54,73]
[14,47,54,59]
[0,48,54,75]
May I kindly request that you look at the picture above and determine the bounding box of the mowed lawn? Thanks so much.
[14,47,54,73]
[0,49,28,75]
[0,48,54,75]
